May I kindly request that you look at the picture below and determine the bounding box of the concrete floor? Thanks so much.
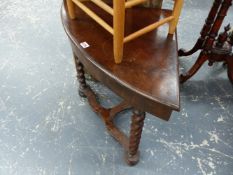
[0,0,233,174]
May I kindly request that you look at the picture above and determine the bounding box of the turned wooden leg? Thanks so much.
[178,0,222,57]
[73,55,88,97]
[180,52,208,83]
[226,55,233,84]
[125,109,146,166]
[178,40,204,57]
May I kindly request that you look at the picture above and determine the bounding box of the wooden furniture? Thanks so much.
[178,0,233,84]
[62,2,180,165]
[66,0,183,63]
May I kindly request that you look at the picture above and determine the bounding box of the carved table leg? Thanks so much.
[73,55,88,97]
[178,0,222,57]
[73,54,146,165]
[178,40,204,57]
[125,109,146,166]
[180,52,208,83]
[226,54,233,84]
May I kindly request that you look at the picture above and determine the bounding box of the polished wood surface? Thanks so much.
[61,2,180,165]
[62,3,180,118]
[66,0,183,63]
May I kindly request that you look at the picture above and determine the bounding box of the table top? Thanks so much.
[61,2,180,120]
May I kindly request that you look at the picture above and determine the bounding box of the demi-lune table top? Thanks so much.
[61,2,180,120]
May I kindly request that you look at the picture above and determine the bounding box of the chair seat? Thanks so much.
[62,3,180,120]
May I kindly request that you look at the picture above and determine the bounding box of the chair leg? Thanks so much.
[169,0,184,34]
[67,0,77,19]
[113,0,125,64]
[125,109,146,166]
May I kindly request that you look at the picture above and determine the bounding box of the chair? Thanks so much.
[66,0,184,63]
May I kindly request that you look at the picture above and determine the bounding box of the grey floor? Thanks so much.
[0,0,233,174]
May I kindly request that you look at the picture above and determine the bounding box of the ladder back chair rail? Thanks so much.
[66,0,183,63]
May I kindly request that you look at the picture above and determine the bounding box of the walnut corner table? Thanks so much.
[61,2,180,166]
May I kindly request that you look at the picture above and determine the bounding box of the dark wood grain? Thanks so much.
[62,2,180,119]
[61,1,180,165]
[126,110,145,166]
